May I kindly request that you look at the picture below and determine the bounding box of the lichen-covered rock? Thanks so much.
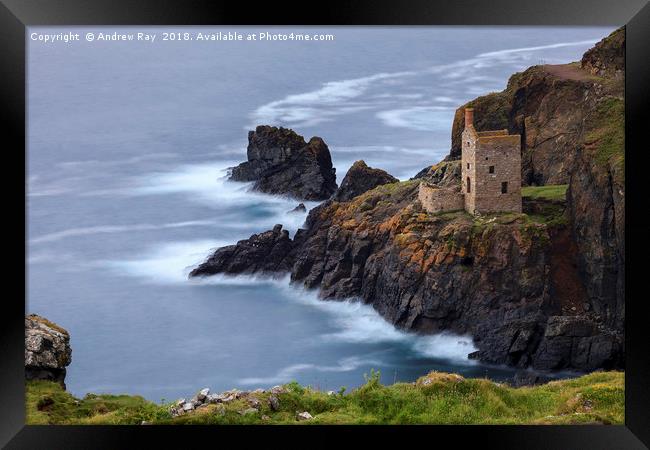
[333,160,398,202]
[268,395,280,411]
[581,27,624,78]
[25,314,72,388]
[229,125,337,201]
[412,160,461,187]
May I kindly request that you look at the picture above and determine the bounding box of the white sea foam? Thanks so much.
[250,71,414,127]
[476,39,600,58]
[126,162,315,233]
[100,240,228,284]
[376,106,454,131]
[100,237,477,364]
[29,220,218,245]
[251,37,603,131]
[239,356,381,386]
[275,282,477,364]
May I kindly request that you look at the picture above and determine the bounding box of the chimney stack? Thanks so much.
[465,108,474,128]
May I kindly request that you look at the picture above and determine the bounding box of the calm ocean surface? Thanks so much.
[27,26,613,401]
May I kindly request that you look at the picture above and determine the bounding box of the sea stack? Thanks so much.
[229,125,338,201]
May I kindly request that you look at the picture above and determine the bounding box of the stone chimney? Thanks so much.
[465,108,474,128]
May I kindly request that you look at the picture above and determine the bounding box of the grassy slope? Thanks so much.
[522,185,568,201]
[27,371,624,425]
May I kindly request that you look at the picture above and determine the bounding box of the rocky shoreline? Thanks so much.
[191,28,625,374]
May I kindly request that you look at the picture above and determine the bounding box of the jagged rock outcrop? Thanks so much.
[25,314,72,388]
[229,126,337,201]
[581,28,624,78]
[412,160,461,187]
[333,160,398,202]
[288,203,307,214]
[191,30,624,373]
[190,224,293,277]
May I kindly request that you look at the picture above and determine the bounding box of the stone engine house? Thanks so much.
[419,107,522,214]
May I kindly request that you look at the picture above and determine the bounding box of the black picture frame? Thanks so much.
[3,0,649,448]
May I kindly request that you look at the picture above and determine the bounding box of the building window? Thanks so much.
[489,166,495,174]
[501,181,508,194]
[467,177,471,193]
[467,163,470,169]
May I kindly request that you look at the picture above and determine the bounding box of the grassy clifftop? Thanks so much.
[27,370,623,425]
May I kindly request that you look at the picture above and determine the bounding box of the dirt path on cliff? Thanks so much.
[542,64,594,82]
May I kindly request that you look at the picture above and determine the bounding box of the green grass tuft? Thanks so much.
[522,185,568,201]
[27,370,624,425]
[585,97,624,180]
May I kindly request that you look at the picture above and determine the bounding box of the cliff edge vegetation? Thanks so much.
[26,370,623,425]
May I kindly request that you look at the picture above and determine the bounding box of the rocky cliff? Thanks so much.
[446,27,625,332]
[25,314,72,388]
[192,29,625,373]
[229,126,338,201]
[191,175,621,371]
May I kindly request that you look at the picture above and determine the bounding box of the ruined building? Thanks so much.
[419,108,522,214]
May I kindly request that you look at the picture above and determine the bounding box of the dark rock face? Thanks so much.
[567,140,625,331]
[581,27,624,78]
[511,370,554,387]
[531,316,622,370]
[333,160,398,202]
[447,29,625,360]
[288,203,307,214]
[190,224,294,277]
[25,314,72,388]
[229,126,337,201]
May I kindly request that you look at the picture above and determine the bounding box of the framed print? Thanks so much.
[2,0,649,448]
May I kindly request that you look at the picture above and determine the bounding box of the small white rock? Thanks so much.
[296,411,313,421]
[197,388,210,400]
[182,402,194,412]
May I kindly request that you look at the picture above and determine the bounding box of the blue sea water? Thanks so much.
[27,26,614,401]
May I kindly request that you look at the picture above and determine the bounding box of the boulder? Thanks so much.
[288,203,307,214]
[182,402,194,412]
[197,388,210,401]
[333,160,398,202]
[296,411,313,421]
[268,395,280,411]
[25,314,72,388]
[229,126,337,201]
